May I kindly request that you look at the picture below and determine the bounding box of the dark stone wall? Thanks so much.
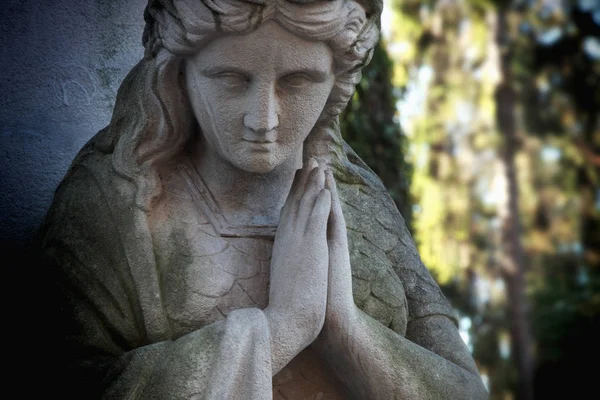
[1,1,146,386]
[1,0,146,247]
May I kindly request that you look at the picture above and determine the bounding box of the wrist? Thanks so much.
[328,296,358,327]
[320,303,359,345]
[265,306,319,374]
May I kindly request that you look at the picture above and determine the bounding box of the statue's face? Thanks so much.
[185,21,336,173]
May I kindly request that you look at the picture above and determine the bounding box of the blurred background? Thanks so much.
[343,0,599,398]
[1,0,598,399]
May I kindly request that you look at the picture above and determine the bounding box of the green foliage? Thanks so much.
[400,1,498,284]
[386,0,600,398]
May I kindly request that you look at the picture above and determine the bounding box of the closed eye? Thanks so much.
[281,73,313,88]
[280,70,329,90]
[214,72,249,88]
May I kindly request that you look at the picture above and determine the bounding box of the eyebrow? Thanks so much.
[282,68,330,82]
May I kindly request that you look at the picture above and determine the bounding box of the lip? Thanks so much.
[243,139,275,144]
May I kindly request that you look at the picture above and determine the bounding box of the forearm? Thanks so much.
[69,308,272,400]
[315,309,488,400]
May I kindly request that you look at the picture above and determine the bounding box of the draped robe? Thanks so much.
[41,138,458,399]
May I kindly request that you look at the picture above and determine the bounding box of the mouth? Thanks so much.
[243,139,275,144]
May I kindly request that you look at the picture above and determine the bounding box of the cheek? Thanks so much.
[281,90,331,139]
[200,96,244,141]
[212,94,243,123]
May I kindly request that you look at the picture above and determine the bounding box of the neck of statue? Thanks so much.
[192,139,301,228]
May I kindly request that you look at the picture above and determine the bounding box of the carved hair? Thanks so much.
[95,0,382,210]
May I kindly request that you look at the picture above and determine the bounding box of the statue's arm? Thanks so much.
[317,309,488,399]
[41,164,273,399]
[315,172,488,399]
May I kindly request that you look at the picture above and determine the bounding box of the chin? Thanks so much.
[233,156,281,174]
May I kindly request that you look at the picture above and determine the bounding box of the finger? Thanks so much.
[279,167,303,223]
[324,171,354,320]
[297,165,326,230]
[306,188,331,236]
[280,157,318,222]
[295,157,319,198]
[325,169,347,241]
[326,170,351,285]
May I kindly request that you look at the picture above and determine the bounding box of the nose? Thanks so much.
[243,84,279,134]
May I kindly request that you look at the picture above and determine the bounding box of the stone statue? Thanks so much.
[40,0,488,398]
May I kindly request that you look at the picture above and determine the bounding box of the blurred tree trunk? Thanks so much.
[494,7,534,400]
